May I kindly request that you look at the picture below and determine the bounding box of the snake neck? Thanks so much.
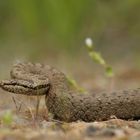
[45,71,78,121]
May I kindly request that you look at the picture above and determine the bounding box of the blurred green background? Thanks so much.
[0,0,140,133]
[0,0,140,76]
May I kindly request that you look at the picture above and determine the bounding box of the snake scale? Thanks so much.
[0,62,140,122]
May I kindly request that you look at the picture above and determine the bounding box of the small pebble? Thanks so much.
[85,125,100,137]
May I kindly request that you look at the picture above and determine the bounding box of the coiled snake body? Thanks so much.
[0,62,140,122]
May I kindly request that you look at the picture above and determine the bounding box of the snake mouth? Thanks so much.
[0,79,50,96]
[3,82,49,90]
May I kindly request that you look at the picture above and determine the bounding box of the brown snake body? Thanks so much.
[0,62,140,122]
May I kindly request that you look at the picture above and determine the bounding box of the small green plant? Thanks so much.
[85,38,114,77]
[66,76,86,93]
[2,110,13,125]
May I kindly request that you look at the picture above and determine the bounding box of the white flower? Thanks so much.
[85,37,93,47]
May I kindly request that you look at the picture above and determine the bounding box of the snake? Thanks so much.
[0,62,140,122]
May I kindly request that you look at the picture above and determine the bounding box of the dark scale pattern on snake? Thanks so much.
[0,62,140,122]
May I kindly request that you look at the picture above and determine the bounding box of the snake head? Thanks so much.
[0,78,50,96]
[0,62,51,96]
